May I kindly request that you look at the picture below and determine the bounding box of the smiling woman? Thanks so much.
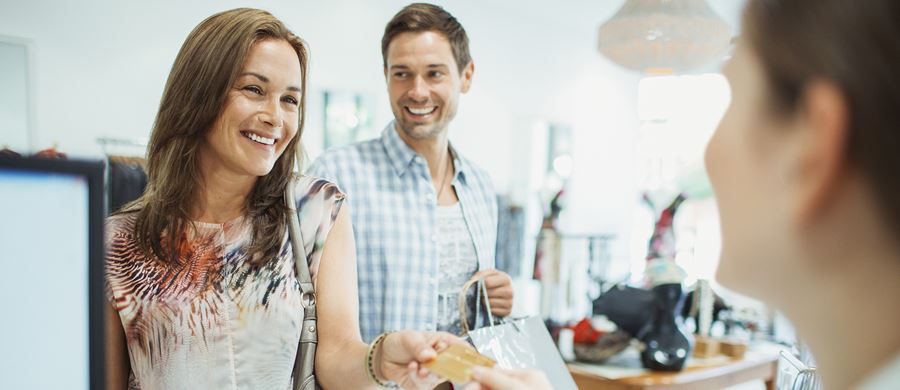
[104,8,463,390]
[128,9,310,264]
[198,40,302,185]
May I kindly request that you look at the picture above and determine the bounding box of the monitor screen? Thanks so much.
[0,157,105,390]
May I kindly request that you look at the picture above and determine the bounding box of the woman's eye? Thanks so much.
[282,96,299,106]
[243,85,263,95]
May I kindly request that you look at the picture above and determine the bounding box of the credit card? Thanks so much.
[423,344,496,383]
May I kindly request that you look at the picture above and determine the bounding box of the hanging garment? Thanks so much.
[107,156,147,214]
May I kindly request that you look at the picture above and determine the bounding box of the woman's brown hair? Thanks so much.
[122,8,309,266]
[744,0,900,232]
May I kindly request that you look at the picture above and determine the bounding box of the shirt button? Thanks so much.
[429,277,437,286]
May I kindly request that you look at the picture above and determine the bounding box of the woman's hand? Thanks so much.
[462,367,553,390]
[376,330,464,389]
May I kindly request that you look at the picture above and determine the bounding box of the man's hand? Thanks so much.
[473,269,514,317]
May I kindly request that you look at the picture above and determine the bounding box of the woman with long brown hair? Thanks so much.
[105,8,455,389]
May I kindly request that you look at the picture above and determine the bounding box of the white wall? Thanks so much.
[0,39,32,152]
[0,0,746,283]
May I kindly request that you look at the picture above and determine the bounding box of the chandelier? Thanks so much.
[598,0,732,74]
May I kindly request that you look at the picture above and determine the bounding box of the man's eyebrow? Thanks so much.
[388,64,450,71]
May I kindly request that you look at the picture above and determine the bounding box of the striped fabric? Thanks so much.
[306,122,498,341]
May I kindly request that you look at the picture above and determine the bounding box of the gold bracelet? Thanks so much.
[365,332,398,388]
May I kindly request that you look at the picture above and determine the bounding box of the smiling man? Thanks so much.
[307,3,513,341]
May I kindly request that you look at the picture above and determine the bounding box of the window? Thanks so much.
[630,73,730,284]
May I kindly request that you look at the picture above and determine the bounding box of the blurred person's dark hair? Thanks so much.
[744,0,900,233]
[381,3,471,73]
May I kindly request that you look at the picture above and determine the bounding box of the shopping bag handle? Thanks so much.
[458,275,496,335]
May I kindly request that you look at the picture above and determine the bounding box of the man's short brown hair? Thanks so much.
[381,3,471,73]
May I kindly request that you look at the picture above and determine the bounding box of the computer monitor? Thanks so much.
[0,156,106,390]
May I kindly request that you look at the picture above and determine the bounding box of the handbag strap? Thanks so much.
[286,176,315,296]
[458,275,495,336]
[286,175,319,390]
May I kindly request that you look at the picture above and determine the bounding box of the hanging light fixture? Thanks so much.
[598,0,732,74]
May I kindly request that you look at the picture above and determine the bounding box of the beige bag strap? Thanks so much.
[458,275,495,336]
[286,175,315,296]
[286,175,319,390]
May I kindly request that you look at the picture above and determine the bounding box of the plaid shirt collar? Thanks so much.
[380,121,470,186]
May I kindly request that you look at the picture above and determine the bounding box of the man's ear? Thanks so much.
[460,61,475,93]
[791,80,850,226]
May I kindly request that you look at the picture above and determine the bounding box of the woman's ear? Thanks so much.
[790,80,850,226]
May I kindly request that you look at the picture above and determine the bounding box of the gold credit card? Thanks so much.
[423,344,496,383]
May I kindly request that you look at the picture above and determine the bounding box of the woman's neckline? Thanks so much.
[191,214,246,229]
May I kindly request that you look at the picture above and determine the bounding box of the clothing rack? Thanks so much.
[107,155,147,169]
[495,196,526,277]
[97,137,149,214]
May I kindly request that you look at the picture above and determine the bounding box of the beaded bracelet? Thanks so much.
[365,331,399,388]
